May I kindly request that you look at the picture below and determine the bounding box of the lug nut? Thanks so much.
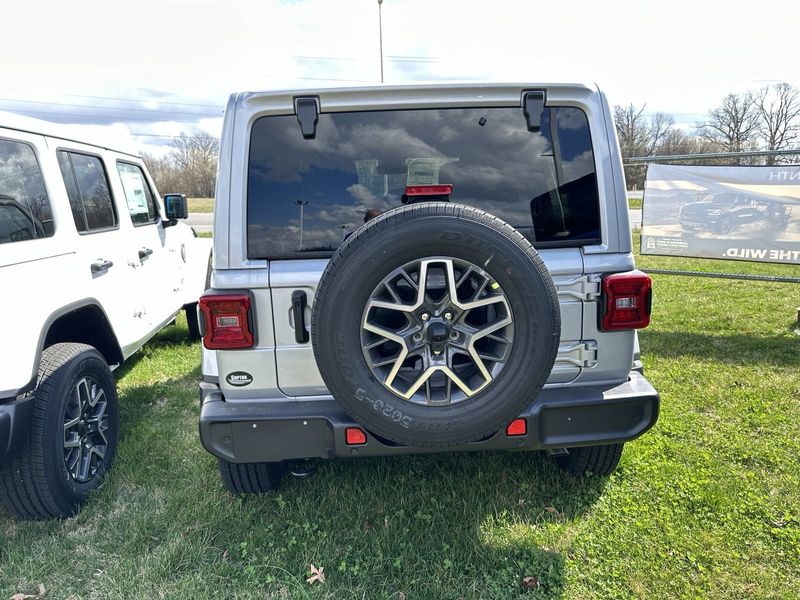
[443,311,453,320]
[413,332,423,342]
[420,312,430,321]
[450,331,459,340]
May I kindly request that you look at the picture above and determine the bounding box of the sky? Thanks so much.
[2,0,799,156]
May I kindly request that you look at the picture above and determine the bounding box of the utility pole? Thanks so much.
[295,199,309,249]
[377,0,384,83]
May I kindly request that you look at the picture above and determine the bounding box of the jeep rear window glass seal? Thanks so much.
[246,105,602,260]
[0,137,56,245]
[57,149,119,234]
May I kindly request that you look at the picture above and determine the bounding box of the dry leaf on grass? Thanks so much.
[306,563,325,585]
[521,576,540,590]
[544,506,562,517]
[10,584,46,600]
[398,592,406,600]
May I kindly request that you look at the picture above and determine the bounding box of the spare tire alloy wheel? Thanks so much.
[313,203,561,447]
[361,257,513,405]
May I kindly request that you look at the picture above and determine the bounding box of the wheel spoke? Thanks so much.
[73,444,83,479]
[362,256,513,406]
[62,376,111,483]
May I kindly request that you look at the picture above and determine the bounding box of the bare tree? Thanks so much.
[697,92,760,162]
[755,82,800,164]
[614,104,683,187]
[143,132,220,198]
[169,133,219,197]
[614,104,650,158]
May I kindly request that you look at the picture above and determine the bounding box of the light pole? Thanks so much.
[295,199,309,249]
[377,0,384,83]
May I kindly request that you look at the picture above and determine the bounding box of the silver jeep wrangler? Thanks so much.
[198,83,658,493]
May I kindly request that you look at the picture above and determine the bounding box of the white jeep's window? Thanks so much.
[57,151,117,233]
[0,139,55,244]
[246,106,601,259]
[117,162,158,225]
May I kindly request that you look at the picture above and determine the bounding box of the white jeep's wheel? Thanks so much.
[0,343,119,519]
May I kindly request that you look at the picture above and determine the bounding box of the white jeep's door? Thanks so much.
[112,160,178,333]
[54,147,142,351]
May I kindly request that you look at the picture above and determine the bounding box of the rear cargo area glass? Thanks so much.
[247,106,601,258]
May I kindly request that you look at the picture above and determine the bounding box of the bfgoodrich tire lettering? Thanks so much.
[0,343,119,519]
[312,202,561,447]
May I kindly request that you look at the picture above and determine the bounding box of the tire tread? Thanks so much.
[218,460,284,494]
[0,343,98,519]
[553,443,624,476]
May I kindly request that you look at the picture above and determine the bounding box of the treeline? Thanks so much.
[143,132,219,198]
[143,83,800,196]
[616,82,800,188]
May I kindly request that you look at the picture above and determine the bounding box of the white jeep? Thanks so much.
[0,112,212,518]
[199,83,658,494]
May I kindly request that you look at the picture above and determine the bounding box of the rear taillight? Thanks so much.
[198,293,255,349]
[600,271,652,331]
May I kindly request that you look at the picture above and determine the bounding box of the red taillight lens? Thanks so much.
[601,271,652,331]
[198,293,254,349]
[404,184,453,197]
[506,419,528,437]
[506,418,527,436]
[345,427,367,445]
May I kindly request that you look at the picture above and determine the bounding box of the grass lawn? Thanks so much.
[188,197,215,214]
[1,251,798,599]
[628,196,642,209]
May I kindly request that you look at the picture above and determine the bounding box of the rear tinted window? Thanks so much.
[0,139,54,244]
[247,106,601,258]
[57,151,117,232]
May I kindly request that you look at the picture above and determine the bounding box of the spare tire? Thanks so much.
[312,203,560,447]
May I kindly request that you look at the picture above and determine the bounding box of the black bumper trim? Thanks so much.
[0,395,35,462]
[199,372,659,463]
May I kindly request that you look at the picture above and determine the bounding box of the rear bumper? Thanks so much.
[199,372,659,463]
[0,395,35,462]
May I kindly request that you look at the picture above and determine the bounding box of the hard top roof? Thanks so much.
[0,110,141,157]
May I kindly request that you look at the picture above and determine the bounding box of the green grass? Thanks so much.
[2,250,799,599]
[188,197,215,213]
[628,196,642,209]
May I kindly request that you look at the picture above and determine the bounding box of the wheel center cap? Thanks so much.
[426,320,449,343]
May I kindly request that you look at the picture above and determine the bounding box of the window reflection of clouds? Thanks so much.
[247,106,600,257]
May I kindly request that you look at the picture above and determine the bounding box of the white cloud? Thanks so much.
[2,0,799,156]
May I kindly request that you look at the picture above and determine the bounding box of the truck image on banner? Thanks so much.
[641,164,800,264]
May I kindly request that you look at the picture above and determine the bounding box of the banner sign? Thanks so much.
[641,164,800,264]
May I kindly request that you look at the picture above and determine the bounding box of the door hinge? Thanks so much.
[555,341,598,368]
[555,274,601,301]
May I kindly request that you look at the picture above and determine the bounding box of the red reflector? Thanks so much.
[198,293,254,350]
[506,418,527,436]
[404,184,453,197]
[601,271,652,331]
[345,427,367,445]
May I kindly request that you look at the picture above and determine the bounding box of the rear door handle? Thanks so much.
[138,247,154,260]
[291,290,309,343]
[90,259,114,274]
